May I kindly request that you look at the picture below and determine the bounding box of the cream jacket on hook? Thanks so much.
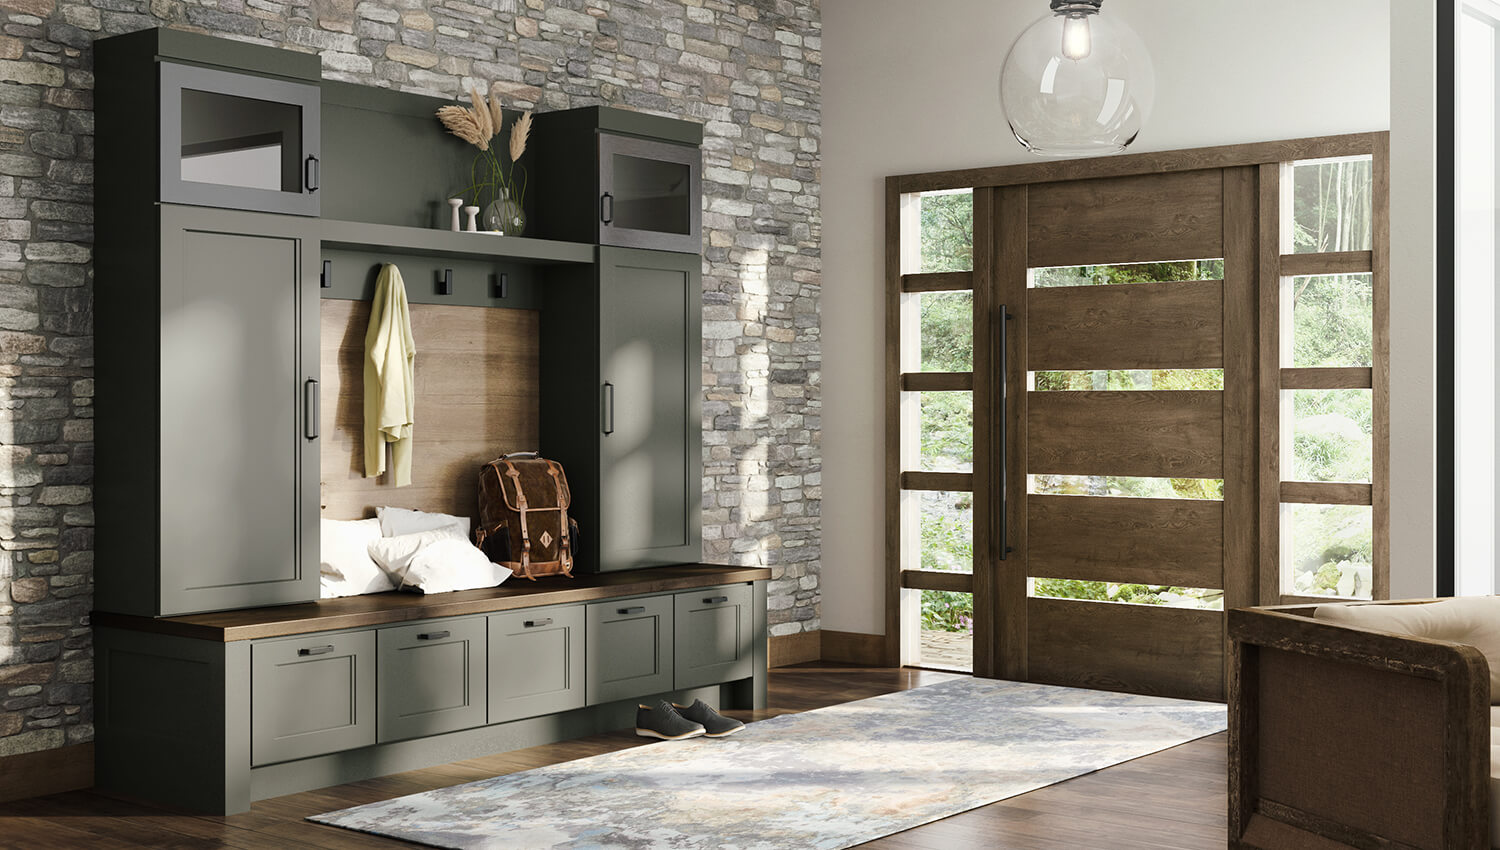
[364,263,415,486]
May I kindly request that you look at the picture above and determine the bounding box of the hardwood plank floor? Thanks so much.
[0,664,1226,849]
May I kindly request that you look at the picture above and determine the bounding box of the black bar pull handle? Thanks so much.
[602,382,615,435]
[601,192,614,224]
[304,378,319,441]
[703,596,729,604]
[298,645,334,657]
[523,618,553,628]
[417,631,450,641]
[304,155,320,192]
[999,305,1012,561]
[618,605,646,615]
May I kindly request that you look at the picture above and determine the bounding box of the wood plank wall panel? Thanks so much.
[1028,598,1226,702]
[1027,391,1223,478]
[319,300,539,523]
[1027,280,1224,371]
[1027,495,1224,589]
[1027,170,1225,268]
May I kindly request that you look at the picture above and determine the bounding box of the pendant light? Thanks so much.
[999,0,1155,156]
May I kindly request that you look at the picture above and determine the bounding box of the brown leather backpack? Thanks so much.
[475,452,577,580]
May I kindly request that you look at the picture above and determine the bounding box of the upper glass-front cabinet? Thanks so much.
[598,134,701,254]
[160,63,321,217]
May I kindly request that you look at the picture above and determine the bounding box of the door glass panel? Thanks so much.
[918,490,972,573]
[1284,389,1373,483]
[917,291,973,371]
[1282,503,1374,598]
[1286,273,1373,367]
[918,590,973,672]
[610,154,692,235]
[1288,156,1374,254]
[918,392,972,472]
[179,88,302,193]
[1031,369,1223,391]
[1029,474,1223,500]
[1030,578,1224,610]
[1029,259,1224,287]
[912,189,973,273]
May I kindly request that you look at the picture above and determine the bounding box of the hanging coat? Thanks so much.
[364,263,416,486]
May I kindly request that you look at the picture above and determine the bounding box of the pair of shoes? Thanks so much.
[634,699,745,740]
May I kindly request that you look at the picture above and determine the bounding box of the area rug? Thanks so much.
[310,677,1227,850]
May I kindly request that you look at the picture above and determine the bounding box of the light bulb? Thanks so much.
[1060,14,1092,60]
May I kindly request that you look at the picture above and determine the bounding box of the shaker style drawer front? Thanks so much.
[674,584,755,690]
[251,630,375,766]
[377,617,487,743]
[488,605,586,724]
[585,595,673,705]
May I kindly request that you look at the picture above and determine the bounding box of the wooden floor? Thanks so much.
[0,664,1227,849]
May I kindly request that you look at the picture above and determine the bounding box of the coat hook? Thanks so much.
[320,259,332,289]
[439,268,453,295]
[495,272,508,299]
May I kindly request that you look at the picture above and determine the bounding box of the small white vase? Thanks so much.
[463,205,480,233]
[447,198,463,232]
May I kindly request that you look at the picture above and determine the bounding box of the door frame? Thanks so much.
[884,132,1391,675]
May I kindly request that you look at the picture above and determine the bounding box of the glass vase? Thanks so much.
[482,188,527,236]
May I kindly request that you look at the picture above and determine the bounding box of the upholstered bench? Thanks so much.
[1229,597,1499,849]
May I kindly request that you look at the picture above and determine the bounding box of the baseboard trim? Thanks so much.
[0,742,93,803]
[820,630,886,666]
[768,631,821,668]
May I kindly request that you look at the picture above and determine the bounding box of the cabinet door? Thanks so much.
[488,605,586,723]
[158,205,319,615]
[597,247,702,571]
[251,630,374,766]
[585,595,673,705]
[674,584,755,689]
[377,617,487,743]
[598,133,701,254]
[160,63,321,216]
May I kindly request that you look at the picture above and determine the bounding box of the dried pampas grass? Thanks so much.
[437,103,490,150]
[509,111,532,163]
[437,87,531,164]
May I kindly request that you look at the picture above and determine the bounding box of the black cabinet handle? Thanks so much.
[298,645,334,657]
[523,618,553,628]
[999,305,1012,561]
[602,382,615,435]
[304,155,320,192]
[601,191,613,224]
[617,606,645,615]
[304,378,319,441]
[703,596,729,604]
[417,630,450,641]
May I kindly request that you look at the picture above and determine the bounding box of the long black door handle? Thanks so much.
[298,645,334,657]
[602,382,615,435]
[601,192,613,224]
[304,155,320,192]
[304,378,319,440]
[999,305,1012,561]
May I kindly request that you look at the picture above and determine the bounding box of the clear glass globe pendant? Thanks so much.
[999,0,1155,156]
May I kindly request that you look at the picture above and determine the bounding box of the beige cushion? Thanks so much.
[1315,597,1500,701]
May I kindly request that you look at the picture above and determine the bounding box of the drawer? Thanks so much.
[251,630,375,766]
[488,605,586,724]
[377,617,487,743]
[585,594,673,705]
[674,584,755,689]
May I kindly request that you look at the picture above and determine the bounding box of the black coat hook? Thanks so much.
[439,268,453,295]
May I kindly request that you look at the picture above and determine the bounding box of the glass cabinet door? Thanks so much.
[160,63,321,217]
[598,134,701,254]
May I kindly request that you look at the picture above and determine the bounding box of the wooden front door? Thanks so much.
[992,168,1258,701]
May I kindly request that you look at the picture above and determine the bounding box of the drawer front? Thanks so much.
[251,630,375,766]
[674,584,755,689]
[377,617,487,743]
[585,595,673,705]
[488,605,586,724]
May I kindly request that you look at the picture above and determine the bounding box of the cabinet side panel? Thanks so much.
[539,262,603,571]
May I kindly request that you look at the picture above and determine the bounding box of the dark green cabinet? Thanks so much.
[377,617,487,742]
[251,630,375,766]
[674,585,755,690]
[488,605,586,723]
[542,247,702,573]
[585,595,674,705]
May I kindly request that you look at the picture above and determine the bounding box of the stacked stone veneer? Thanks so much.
[0,0,821,760]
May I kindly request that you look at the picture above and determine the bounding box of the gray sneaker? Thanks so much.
[635,700,706,740]
[673,699,745,737]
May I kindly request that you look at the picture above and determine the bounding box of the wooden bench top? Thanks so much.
[92,564,772,642]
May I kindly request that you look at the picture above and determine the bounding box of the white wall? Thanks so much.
[821,0,1396,634]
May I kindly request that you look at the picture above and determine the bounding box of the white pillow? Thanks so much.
[319,518,395,598]
[367,527,511,594]
[1316,596,1500,701]
[377,505,471,539]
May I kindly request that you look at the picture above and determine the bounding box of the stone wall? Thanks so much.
[0,0,820,760]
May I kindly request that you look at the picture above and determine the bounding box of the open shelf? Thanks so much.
[320,218,595,265]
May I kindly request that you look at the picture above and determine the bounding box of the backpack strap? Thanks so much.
[545,460,574,576]
[502,458,533,579]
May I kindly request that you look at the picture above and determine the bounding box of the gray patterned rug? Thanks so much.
[310,677,1227,849]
